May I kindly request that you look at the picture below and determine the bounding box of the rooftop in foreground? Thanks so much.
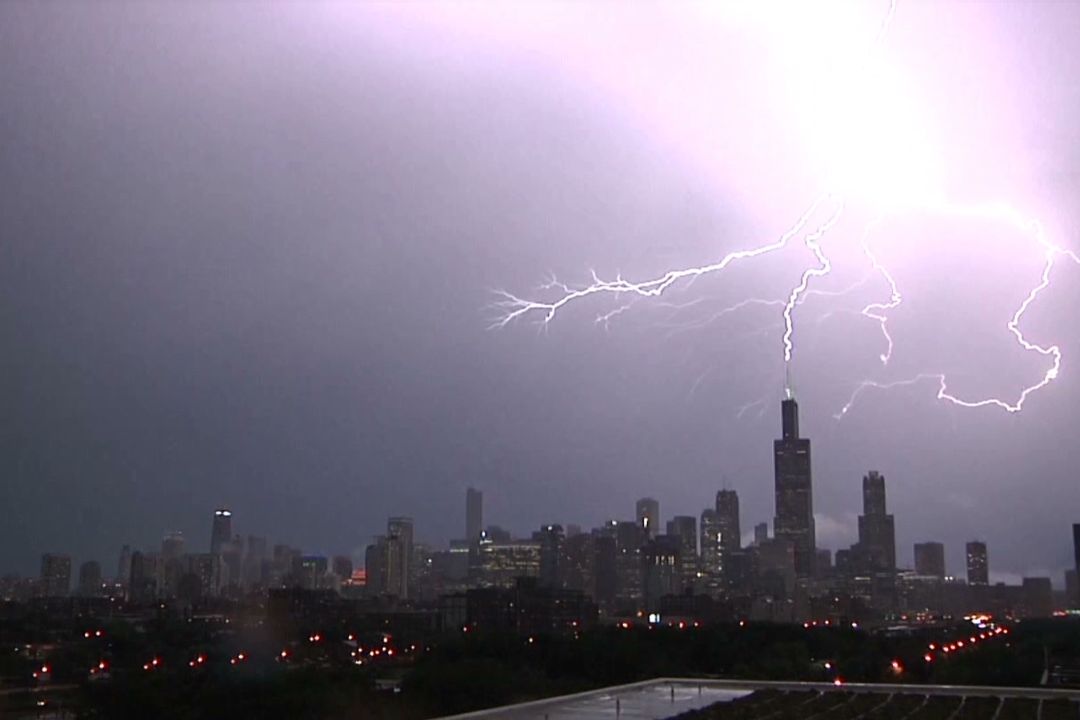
[434,678,1080,720]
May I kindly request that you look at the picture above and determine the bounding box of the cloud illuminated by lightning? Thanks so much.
[494,0,1080,418]
[840,202,1080,416]
[490,194,830,331]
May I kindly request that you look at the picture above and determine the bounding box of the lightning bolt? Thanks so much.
[841,202,1080,416]
[781,198,845,364]
[495,0,1080,418]
[490,194,830,332]
[858,214,900,365]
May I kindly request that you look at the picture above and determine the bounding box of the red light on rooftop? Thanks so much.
[924,654,933,662]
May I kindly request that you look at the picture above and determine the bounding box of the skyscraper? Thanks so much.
[210,509,232,555]
[966,541,989,585]
[162,532,186,559]
[715,490,741,554]
[466,488,483,541]
[914,542,946,578]
[117,544,132,586]
[387,516,414,598]
[77,560,102,596]
[857,471,896,573]
[666,515,697,591]
[636,498,660,537]
[700,509,721,581]
[535,524,565,588]
[773,398,816,578]
[40,554,72,597]
[754,522,768,546]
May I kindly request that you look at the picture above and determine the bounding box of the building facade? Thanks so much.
[914,542,946,579]
[210,509,232,555]
[966,541,989,585]
[773,398,816,578]
[857,471,896,573]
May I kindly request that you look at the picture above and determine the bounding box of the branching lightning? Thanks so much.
[494,0,1080,419]
[490,195,829,331]
[842,203,1080,415]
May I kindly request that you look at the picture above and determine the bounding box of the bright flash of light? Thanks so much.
[495,0,1080,417]
[490,194,830,331]
[839,202,1080,416]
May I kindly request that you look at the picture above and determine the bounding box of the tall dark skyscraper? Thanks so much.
[700,509,720,579]
[210,508,232,555]
[162,532,186,559]
[914,542,946,578]
[857,471,895,572]
[78,560,102,596]
[715,490,741,553]
[636,497,660,537]
[666,515,697,590]
[466,488,483,541]
[387,516,414,598]
[40,553,72,597]
[754,522,768,545]
[773,397,816,578]
[966,540,989,585]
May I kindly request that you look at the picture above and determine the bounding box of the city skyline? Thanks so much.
[8,398,1077,595]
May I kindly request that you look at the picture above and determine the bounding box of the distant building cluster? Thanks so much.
[5,397,1079,626]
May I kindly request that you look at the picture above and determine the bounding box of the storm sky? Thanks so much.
[2,1,1079,583]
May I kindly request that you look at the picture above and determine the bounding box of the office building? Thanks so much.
[636,498,660,537]
[387,517,414,598]
[40,554,72,597]
[535,524,565,588]
[332,555,353,583]
[77,560,102,596]
[773,398,816,578]
[614,520,644,605]
[243,535,268,588]
[210,508,232,555]
[966,541,989,585]
[117,544,132,586]
[466,488,483,542]
[642,535,681,609]
[716,490,741,554]
[700,509,721,581]
[477,538,541,588]
[754,522,768,546]
[857,471,896,573]
[185,553,226,598]
[294,556,329,590]
[161,531,185,559]
[666,515,697,591]
[364,537,388,596]
[914,542,946,578]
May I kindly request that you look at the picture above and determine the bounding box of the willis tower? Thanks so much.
[774,397,816,578]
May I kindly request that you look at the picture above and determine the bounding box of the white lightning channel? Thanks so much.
[489,194,829,331]
[781,197,846,363]
[842,202,1080,416]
